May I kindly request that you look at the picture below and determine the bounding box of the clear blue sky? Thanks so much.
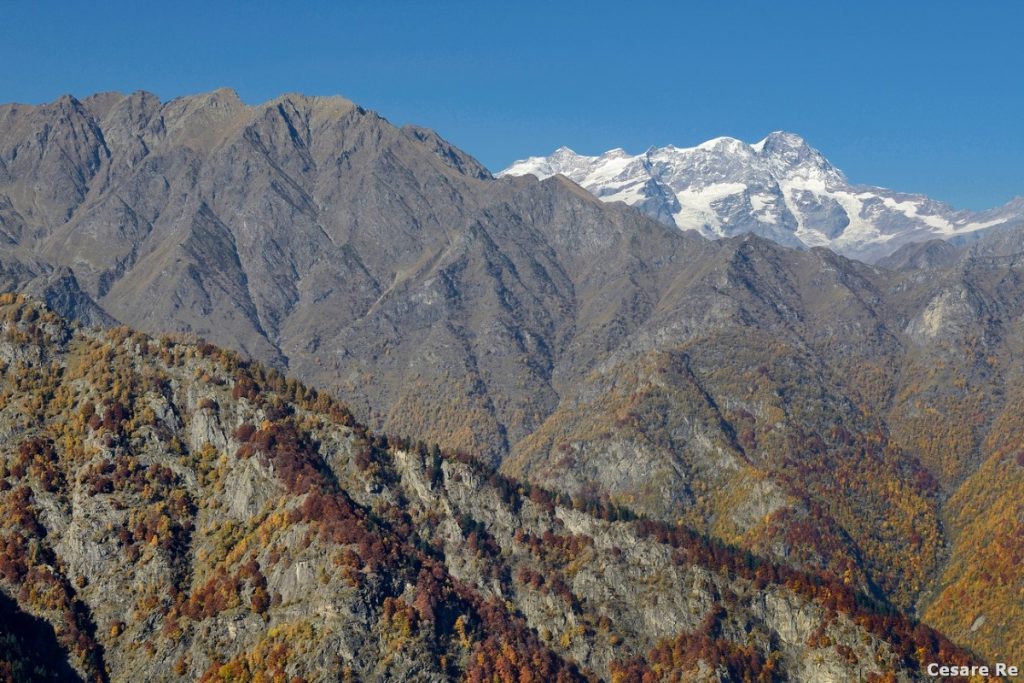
[1,0,1021,209]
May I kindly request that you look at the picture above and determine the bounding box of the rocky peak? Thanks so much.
[756,131,845,185]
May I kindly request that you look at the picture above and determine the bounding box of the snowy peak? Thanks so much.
[694,136,748,152]
[756,131,845,185]
[500,133,1023,261]
[756,130,809,152]
[601,147,630,159]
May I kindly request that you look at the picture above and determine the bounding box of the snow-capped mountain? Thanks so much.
[500,132,1024,260]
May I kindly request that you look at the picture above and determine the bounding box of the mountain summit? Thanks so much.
[500,134,1023,260]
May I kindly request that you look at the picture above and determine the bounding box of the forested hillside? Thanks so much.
[0,294,991,682]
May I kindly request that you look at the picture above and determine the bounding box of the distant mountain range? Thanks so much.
[500,133,1024,260]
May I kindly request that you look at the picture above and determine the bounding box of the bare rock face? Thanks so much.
[0,89,710,464]
[0,296,976,681]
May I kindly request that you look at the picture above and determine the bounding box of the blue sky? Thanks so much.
[1,0,1020,209]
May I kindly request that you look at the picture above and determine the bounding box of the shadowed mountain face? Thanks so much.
[3,90,1024,667]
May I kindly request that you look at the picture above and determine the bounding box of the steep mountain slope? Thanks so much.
[0,294,985,682]
[500,134,1024,261]
[880,225,1024,661]
[3,90,1024,668]
[0,89,706,463]
[504,237,941,606]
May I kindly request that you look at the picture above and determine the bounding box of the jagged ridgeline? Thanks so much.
[0,293,989,682]
[499,137,1024,261]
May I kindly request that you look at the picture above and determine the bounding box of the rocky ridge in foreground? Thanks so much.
[0,294,987,682]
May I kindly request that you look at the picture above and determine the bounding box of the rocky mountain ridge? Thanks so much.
[0,294,980,682]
